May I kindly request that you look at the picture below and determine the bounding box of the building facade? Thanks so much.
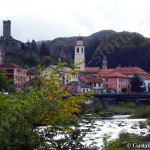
[0,62,26,89]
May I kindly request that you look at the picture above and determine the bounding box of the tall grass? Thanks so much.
[131,106,150,118]
[109,105,136,115]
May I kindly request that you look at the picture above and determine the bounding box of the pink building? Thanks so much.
[0,62,26,90]
[103,72,131,92]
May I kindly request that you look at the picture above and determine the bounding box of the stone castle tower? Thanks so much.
[3,20,11,38]
[0,20,21,53]
[74,37,85,71]
[102,57,107,69]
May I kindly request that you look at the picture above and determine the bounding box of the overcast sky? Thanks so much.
[0,0,150,42]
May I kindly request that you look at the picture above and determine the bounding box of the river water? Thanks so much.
[81,115,149,148]
[39,115,149,149]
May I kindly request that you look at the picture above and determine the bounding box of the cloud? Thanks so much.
[0,0,150,42]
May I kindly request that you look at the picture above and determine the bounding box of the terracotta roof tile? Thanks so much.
[114,67,149,75]
[105,72,130,78]
[27,69,39,75]
[99,69,115,75]
[0,62,25,69]
[84,67,100,73]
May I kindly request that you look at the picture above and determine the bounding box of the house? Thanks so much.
[26,68,39,82]
[79,73,104,93]
[63,80,92,93]
[142,77,150,92]
[0,62,26,89]
[102,72,131,92]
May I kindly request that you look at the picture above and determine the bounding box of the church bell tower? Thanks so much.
[102,57,107,69]
[74,36,85,71]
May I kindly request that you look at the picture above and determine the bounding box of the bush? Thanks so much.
[109,105,135,115]
[80,101,103,115]
[102,132,140,150]
[131,106,150,118]
[139,121,147,129]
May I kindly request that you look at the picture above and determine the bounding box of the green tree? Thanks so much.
[39,42,49,56]
[43,56,52,66]
[0,70,15,93]
[0,59,93,149]
[131,74,145,92]
[31,40,38,56]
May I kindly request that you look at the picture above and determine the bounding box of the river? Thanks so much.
[81,115,149,148]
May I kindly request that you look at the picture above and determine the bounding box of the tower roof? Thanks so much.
[77,36,83,41]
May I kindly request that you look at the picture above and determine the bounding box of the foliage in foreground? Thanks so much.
[103,132,140,150]
[0,69,15,93]
[0,59,96,150]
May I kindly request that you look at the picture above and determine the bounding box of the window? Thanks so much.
[83,89,85,92]
[82,48,83,53]
[29,76,31,80]
[77,48,79,53]
[94,83,96,87]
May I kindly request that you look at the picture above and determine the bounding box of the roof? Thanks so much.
[79,74,102,83]
[84,78,102,83]
[114,67,149,76]
[104,72,130,78]
[67,81,80,86]
[0,62,25,69]
[27,69,39,76]
[77,36,83,41]
[84,67,100,73]
[65,81,92,89]
[99,69,115,75]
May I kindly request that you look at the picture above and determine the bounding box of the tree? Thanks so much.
[43,56,52,66]
[0,59,93,149]
[131,74,145,92]
[39,42,49,56]
[0,70,15,93]
[31,40,38,56]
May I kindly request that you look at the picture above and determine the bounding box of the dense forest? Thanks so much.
[4,30,150,72]
[94,31,150,72]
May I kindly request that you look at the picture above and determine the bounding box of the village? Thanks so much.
[0,23,150,93]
